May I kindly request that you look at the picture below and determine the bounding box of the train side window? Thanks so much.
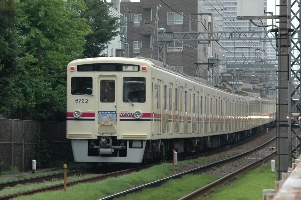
[215,98,218,116]
[184,91,188,112]
[123,77,146,103]
[180,87,183,112]
[71,77,92,95]
[220,100,224,117]
[193,93,195,113]
[200,96,203,115]
[210,98,212,116]
[175,88,178,111]
[204,96,207,115]
[196,93,199,115]
[100,80,115,102]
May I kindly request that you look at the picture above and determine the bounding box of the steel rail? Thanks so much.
[179,152,276,200]
[99,137,276,200]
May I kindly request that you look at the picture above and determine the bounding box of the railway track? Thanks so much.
[0,169,88,191]
[178,152,276,200]
[0,165,154,200]
[0,128,276,199]
[99,136,276,199]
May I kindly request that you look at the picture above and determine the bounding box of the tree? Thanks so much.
[82,0,120,57]
[11,0,91,120]
[0,0,20,116]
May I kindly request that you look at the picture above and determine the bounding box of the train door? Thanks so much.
[174,87,179,134]
[200,95,203,135]
[214,97,217,132]
[192,92,197,134]
[230,101,232,132]
[98,76,117,135]
[195,92,199,135]
[204,96,208,133]
[162,84,168,134]
[209,97,212,133]
[221,98,224,132]
[225,100,227,132]
[184,90,189,134]
[218,97,221,132]
[153,79,162,135]
[239,102,241,129]
[168,83,173,136]
[234,102,237,130]
[179,86,184,133]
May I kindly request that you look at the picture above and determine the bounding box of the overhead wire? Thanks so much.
[202,0,278,81]
[159,0,233,54]
[120,1,277,82]
[121,3,216,78]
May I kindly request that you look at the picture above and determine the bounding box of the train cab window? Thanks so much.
[100,80,115,102]
[123,77,146,103]
[71,77,92,95]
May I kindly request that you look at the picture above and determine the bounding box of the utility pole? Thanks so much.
[156,4,167,65]
[276,0,292,180]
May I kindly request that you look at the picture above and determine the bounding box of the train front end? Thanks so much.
[66,58,152,163]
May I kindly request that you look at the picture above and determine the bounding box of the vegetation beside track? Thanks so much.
[200,163,276,200]
[4,157,277,200]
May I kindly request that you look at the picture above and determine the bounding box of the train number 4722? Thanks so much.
[75,99,88,103]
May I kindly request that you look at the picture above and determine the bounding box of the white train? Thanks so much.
[66,57,276,163]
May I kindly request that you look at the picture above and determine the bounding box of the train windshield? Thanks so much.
[71,77,93,95]
[123,77,146,103]
[100,80,115,102]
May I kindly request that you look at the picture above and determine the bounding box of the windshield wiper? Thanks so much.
[125,96,134,106]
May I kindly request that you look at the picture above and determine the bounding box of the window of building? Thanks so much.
[165,32,183,51]
[133,41,142,53]
[167,12,183,25]
[167,41,183,52]
[172,66,183,73]
[134,14,142,26]
[116,49,124,57]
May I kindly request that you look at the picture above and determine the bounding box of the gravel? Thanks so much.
[173,128,276,177]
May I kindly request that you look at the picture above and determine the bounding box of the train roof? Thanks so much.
[68,57,155,66]
[68,57,273,101]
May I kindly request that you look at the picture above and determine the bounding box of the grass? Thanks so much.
[114,163,276,200]
[0,162,86,184]
[0,166,19,176]
[1,158,209,200]
[115,174,218,200]
[200,163,277,200]
[1,158,277,200]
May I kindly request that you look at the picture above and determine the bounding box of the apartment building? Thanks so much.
[120,0,220,80]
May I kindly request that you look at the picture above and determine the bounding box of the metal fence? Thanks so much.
[0,119,72,172]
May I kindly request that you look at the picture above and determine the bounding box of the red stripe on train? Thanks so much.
[66,112,95,117]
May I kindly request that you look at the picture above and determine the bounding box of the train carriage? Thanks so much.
[66,57,276,164]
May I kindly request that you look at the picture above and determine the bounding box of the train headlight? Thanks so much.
[73,110,82,118]
[134,110,142,119]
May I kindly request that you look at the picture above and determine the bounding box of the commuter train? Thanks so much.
[66,57,276,164]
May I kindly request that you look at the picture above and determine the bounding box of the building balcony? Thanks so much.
[139,22,153,35]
